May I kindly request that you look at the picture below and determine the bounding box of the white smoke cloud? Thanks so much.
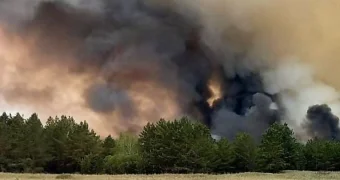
[261,57,340,140]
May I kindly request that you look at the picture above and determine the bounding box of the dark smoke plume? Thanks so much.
[305,104,340,140]
[0,0,340,140]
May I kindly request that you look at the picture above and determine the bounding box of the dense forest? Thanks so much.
[0,112,339,174]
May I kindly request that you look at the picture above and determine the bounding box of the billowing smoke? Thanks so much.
[304,104,340,140]
[0,0,340,141]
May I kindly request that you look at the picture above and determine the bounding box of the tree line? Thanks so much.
[0,112,339,174]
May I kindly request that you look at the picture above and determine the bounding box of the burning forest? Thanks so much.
[0,0,340,141]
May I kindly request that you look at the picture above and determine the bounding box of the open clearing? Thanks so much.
[1,171,340,180]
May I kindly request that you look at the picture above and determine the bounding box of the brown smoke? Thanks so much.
[175,0,340,77]
[0,25,183,137]
[0,26,107,134]
[0,1,185,137]
[1,0,340,140]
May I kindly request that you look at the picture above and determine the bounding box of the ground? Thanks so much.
[1,171,340,180]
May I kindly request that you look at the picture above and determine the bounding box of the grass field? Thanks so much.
[1,171,340,180]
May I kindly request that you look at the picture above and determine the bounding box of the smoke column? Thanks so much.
[0,0,340,141]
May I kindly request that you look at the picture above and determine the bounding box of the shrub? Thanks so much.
[104,153,142,174]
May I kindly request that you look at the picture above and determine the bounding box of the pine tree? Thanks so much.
[232,133,257,172]
[304,139,340,171]
[44,115,77,173]
[102,135,115,156]
[6,113,26,172]
[23,113,49,172]
[139,117,215,173]
[66,121,103,173]
[0,113,9,171]
[255,123,297,173]
[211,138,235,173]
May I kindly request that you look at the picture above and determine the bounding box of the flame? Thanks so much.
[207,77,223,107]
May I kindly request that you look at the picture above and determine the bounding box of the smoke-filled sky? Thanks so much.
[0,0,340,141]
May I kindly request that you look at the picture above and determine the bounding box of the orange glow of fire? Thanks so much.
[207,78,222,107]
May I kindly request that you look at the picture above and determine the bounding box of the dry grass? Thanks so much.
[1,171,340,180]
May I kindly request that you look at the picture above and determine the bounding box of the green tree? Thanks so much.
[80,153,104,174]
[256,141,285,173]
[139,117,215,173]
[104,133,142,174]
[66,121,103,172]
[211,138,235,173]
[102,135,115,156]
[5,113,26,172]
[232,133,257,172]
[80,134,116,174]
[304,139,340,171]
[22,113,49,172]
[44,115,77,173]
[44,115,104,173]
[255,123,300,173]
[0,113,9,171]
[294,142,306,170]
